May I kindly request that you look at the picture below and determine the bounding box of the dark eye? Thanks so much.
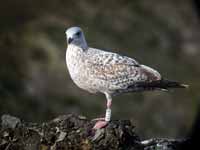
[76,31,81,36]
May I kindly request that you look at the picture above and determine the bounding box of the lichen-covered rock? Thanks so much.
[0,114,187,150]
[0,114,142,150]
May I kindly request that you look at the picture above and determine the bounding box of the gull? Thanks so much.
[65,26,188,129]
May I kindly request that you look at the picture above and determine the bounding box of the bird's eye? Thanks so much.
[76,31,81,36]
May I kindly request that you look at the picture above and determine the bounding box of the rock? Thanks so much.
[141,138,186,150]
[0,114,187,150]
[1,114,21,129]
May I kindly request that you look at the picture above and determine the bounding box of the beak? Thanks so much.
[68,37,73,44]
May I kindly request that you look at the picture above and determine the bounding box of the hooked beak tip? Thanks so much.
[68,37,73,44]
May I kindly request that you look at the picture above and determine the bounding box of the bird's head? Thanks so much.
[65,27,88,50]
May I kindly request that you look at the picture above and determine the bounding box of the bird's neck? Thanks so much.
[68,44,88,52]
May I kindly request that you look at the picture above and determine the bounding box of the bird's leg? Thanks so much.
[93,93,112,129]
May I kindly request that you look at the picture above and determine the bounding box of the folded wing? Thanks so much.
[85,48,161,91]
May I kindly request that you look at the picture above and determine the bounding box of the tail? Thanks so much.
[158,79,189,89]
[133,79,189,91]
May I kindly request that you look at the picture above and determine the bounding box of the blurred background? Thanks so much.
[0,0,200,139]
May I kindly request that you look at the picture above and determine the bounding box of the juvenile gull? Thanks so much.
[65,27,188,129]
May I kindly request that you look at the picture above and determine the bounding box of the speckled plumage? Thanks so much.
[66,44,161,95]
[65,27,187,128]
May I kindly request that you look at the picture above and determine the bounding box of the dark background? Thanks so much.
[0,0,199,138]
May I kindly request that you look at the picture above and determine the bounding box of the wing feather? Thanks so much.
[85,48,161,90]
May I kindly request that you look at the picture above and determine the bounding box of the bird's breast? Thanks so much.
[66,46,98,93]
[66,46,84,80]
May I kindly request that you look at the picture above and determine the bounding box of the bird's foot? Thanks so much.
[93,120,108,129]
[92,117,105,121]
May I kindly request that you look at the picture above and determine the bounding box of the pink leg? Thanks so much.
[93,94,112,129]
[92,98,112,121]
[107,99,112,108]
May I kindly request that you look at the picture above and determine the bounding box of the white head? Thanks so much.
[65,27,88,50]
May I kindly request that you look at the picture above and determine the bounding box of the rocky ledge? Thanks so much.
[0,114,188,150]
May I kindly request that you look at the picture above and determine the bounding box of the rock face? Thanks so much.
[0,114,186,150]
